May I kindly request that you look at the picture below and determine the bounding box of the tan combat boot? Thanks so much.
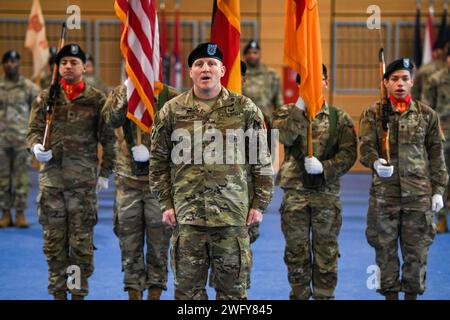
[148,287,163,300]
[385,292,399,300]
[14,210,30,228]
[128,289,142,300]
[405,293,417,300]
[0,210,13,228]
[436,216,448,233]
[53,292,67,300]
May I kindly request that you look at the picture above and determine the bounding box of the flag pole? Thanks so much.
[307,116,313,157]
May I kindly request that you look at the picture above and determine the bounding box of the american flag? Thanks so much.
[115,0,161,132]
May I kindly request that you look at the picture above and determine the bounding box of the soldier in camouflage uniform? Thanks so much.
[242,40,284,125]
[149,43,274,300]
[272,65,357,300]
[423,47,450,233]
[39,47,57,90]
[411,39,448,101]
[84,54,110,94]
[0,50,40,228]
[27,44,115,300]
[102,83,178,300]
[359,58,448,300]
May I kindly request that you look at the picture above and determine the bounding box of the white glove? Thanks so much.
[131,144,150,162]
[96,177,109,193]
[295,96,306,111]
[32,143,53,163]
[373,158,394,178]
[432,194,444,212]
[304,156,323,174]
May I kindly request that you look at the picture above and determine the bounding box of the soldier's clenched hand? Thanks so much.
[32,143,53,163]
[131,144,150,162]
[247,208,263,226]
[431,194,444,212]
[162,208,176,227]
[373,158,394,178]
[304,156,323,174]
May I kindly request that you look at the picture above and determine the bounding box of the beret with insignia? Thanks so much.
[243,40,260,55]
[55,43,86,65]
[188,42,223,67]
[383,58,414,79]
[2,50,21,63]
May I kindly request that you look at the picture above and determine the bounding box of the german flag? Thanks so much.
[284,0,323,119]
[211,0,241,94]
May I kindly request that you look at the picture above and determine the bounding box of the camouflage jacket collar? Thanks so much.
[0,75,27,88]
[56,81,96,104]
[390,99,417,115]
[246,63,267,76]
[184,87,236,114]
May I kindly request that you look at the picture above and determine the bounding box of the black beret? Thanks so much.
[383,58,414,79]
[188,42,223,67]
[296,64,328,84]
[55,44,86,65]
[240,60,247,76]
[243,40,260,55]
[2,50,20,63]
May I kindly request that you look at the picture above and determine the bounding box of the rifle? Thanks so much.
[379,48,390,163]
[43,23,67,150]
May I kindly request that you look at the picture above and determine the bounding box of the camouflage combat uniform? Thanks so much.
[423,66,450,218]
[102,84,177,296]
[149,87,274,300]
[412,60,446,101]
[0,75,39,213]
[27,83,115,298]
[359,100,448,296]
[272,102,357,300]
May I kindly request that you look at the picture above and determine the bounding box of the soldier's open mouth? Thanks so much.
[201,76,211,81]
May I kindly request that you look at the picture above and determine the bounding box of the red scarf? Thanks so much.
[61,79,85,101]
[389,95,411,113]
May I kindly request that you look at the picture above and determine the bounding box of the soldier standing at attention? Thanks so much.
[27,44,115,300]
[272,65,357,300]
[102,83,177,300]
[423,47,450,233]
[411,39,448,101]
[359,58,448,300]
[242,40,283,150]
[0,50,40,228]
[149,42,274,300]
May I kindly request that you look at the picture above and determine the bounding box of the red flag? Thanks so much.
[211,0,241,93]
[422,2,434,65]
[115,0,161,132]
[24,0,49,79]
[171,0,183,91]
[284,0,323,119]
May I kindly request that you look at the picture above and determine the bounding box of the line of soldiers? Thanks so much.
[0,37,449,301]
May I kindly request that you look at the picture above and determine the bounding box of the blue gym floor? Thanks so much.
[0,170,449,300]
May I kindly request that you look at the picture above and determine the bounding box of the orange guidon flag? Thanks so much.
[211,0,241,94]
[284,0,323,119]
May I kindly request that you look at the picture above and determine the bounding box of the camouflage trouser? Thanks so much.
[280,190,342,300]
[37,185,97,297]
[366,196,436,295]
[113,175,171,292]
[0,147,30,211]
[171,224,251,300]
